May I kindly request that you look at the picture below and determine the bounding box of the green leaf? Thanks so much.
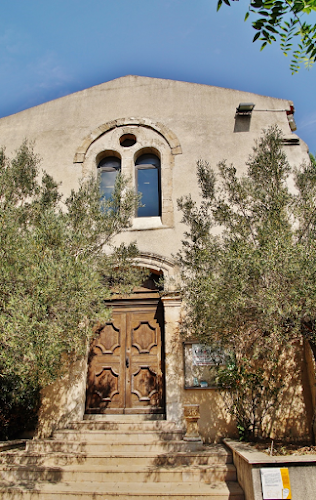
[306,42,315,54]
[262,29,272,38]
[252,1,264,8]
[265,24,279,33]
[216,0,316,72]
[293,0,306,13]
[217,0,223,12]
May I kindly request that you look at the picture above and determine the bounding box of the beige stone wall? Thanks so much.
[267,340,313,442]
[305,341,316,439]
[36,356,87,439]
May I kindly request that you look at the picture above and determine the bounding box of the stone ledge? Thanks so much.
[0,440,26,452]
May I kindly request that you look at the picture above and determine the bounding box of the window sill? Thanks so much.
[184,386,219,390]
[131,216,163,231]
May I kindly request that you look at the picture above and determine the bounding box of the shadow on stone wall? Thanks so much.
[36,356,87,439]
[234,115,251,133]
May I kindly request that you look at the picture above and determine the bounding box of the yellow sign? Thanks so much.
[280,468,291,499]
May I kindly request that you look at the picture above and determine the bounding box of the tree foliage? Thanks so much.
[178,126,316,439]
[217,0,316,73]
[0,143,143,439]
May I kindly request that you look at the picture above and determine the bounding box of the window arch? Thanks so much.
[81,122,178,227]
[135,153,161,217]
[97,155,121,201]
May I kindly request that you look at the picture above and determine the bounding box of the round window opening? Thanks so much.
[120,134,136,147]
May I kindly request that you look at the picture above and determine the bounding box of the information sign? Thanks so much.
[260,468,291,499]
[192,344,226,366]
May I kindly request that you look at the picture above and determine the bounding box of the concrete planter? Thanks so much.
[224,438,316,500]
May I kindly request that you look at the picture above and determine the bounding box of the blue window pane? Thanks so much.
[100,170,118,201]
[137,168,160,217]
[98,156,121,200]
[135,154,160,168]
[98,156,121,170]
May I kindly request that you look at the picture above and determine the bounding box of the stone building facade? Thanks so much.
[0,75,313,442]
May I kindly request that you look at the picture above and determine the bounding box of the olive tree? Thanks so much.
[0,143,143,439]
[178,126,316,439]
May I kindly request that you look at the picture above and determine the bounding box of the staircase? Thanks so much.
[0,416,244,500]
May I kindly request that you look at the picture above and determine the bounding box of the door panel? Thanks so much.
[86,300,164,414]
[86,314,126,413]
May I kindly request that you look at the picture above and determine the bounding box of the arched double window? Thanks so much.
[135,153,161,217]
[97,155,121,201]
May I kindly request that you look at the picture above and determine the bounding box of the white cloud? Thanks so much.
[28,52,73,91]
[297,112,316,132]
[0,27,32,57]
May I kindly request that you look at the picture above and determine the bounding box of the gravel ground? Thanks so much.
[251,441,316,456]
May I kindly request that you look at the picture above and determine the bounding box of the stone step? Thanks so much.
[0,441,26,453]
[0,463,237,484]
[52,429,185,443]
[68,420,182,432]
[25,440,204,454]
[0,480,245,499]
[83,414,165,422]
[83,413,166,422]
[78,416,172,421]
[0,447,232,467]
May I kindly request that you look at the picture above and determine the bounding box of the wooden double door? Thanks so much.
[86,298,165,414]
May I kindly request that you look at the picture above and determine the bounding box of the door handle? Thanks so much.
[126,356,129,368]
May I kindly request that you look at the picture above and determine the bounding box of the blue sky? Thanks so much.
[1,0,315,153]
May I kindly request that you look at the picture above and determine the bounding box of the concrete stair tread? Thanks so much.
[83,415,165,421]
[1,480,244,496]
[52,430,185,442]
[2,445,231,459]
[0,462,237,487]
[55,429,184,435]
[26,443,206,455]
[0,463,236,472]
[28,439,197,444]
[73,419,176,424]
[69,423,181,429]
[0,453,233,469]
[31,439,187,444]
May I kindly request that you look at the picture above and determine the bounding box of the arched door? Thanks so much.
[85,297,165,414]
